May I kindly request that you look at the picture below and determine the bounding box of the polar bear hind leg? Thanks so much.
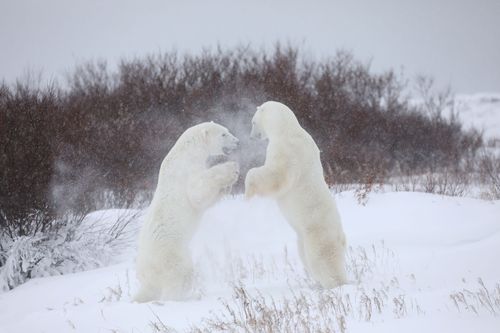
[133,284,159,303]
[297,238,310,274]
[303,237,347,288]
[134,250,194,302]
[160,256,194,301]
[152,250,194,301]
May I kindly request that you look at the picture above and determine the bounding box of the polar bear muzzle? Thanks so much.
[222,133,239,155]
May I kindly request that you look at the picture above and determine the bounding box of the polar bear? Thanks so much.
[245,101,347,288]
[134,122,239,302]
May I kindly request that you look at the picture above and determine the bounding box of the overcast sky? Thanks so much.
[1,0,499,94]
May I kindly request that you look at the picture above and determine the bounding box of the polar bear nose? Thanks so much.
[250,127,257,139]
[250,128,261,140]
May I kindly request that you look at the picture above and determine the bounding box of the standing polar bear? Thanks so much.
[245,101,347,288]
[134,122,239,302]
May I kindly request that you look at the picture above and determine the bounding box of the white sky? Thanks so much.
[1,0,499,93]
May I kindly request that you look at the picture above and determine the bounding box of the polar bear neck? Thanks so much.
[166,143,210,167]
[167,131,212,164]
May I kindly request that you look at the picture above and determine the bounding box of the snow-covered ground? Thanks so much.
[0,191,499,332]
[452,93,500,141]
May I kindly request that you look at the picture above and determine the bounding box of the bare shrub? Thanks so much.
[478,152,500,200]
[0,210,141,291]
[0,79,61,235]
[330,183,358,194]
[0,44,483,239]
[390,169,471,197]
[353,171,385,205]
[422,171,470,197]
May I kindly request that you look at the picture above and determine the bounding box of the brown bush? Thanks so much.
[0,44,483,238]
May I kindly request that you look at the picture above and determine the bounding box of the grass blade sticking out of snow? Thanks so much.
[152,243,420,332]
[450,278,500,316]
[188,279,423,333]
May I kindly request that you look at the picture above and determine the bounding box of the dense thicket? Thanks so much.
[0,45,482,237]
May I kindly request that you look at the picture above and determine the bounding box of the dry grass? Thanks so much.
[186,259,417,333]
[151,243,420,332]
[187,277,422,333]
[149,306,177,333]
[345,242,397,283]
[450,278,500,316]
[144,243,400,332]
[148,243,500,332]
[98,271,133,303]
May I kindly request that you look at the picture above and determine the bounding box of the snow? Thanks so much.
[452,93,500,141]
[0,191,499,332]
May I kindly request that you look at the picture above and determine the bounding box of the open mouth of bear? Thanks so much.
[222,146,235,155]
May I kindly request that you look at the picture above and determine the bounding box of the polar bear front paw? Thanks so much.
[215,161,240,187]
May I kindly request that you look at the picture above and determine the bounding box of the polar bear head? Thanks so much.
[250,101,301,140]
[183,122,239,156]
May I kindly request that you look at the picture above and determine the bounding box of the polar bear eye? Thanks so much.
[222,133,227,137]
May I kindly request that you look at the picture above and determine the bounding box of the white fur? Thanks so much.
[245,101,347,288]
[134,122,239,302]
